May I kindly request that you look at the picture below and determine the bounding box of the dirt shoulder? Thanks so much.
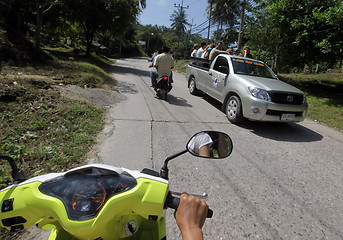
[57,85,126,109]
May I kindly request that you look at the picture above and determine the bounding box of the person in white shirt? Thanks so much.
[190,44,199,57]
[196,41,207,58]
[187,132,213,157]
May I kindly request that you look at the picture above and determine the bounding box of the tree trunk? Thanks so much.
[86,38,92,56]
[273,43,280,73]
[35,1,42,49]
[81,22,94,56]
[85,30,94,56]
[237,1,245,51]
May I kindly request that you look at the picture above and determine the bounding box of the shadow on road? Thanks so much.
[166,94,192,107]
[201,95,323,143]
[109,63,150,78]
[238,121,323,142]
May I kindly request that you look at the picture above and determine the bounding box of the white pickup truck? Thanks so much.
[186,54,308,123]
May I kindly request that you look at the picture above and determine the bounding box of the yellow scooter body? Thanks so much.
[0,164,169,240]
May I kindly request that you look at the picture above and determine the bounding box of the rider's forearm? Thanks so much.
[181,228,204,240]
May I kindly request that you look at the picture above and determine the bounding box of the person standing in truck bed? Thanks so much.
[243,45,253,58]
[209,41,228,62]
[197,41,207,58]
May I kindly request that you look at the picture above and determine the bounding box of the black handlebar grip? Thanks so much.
[166,194,213,218]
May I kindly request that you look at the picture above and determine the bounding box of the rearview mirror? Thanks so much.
[187,131,233,159]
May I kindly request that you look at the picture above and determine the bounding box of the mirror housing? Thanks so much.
[160,131,233,179]
[187,131,233,159]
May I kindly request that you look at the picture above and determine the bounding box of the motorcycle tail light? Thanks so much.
[163,77,168,81]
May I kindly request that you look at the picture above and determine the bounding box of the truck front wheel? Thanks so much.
[225,96,244,123]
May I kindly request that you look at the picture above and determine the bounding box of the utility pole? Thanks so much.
[174,0,189,11]
[189,19,195,34]
[186,19,196,59]
[237,0,245,51]
[174,0,190,34]
[174,0,189,59]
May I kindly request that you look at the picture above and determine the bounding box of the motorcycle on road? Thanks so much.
[155,75,172,100]
[0,131,233,240]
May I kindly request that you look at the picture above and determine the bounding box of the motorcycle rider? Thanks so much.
[149,48,163,87]
[187,132,213,157]
[153,45,174,88]
[175,193,208,240]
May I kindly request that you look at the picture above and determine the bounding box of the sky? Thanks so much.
[138,0,211,38]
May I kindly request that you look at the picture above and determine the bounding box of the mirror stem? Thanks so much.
[0,155,27,182]
[160,150,187,180]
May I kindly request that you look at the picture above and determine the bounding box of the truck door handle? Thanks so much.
[209,73,212,76]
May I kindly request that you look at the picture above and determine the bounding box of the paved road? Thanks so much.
[98,57,343,239]
[20,57,343,239]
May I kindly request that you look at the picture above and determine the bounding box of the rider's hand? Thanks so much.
[174,193,208,240]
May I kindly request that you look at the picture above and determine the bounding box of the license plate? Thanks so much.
[281,113,295,121]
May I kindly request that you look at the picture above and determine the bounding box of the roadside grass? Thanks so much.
[279,73,343,131]
[175,59,190,73]
[0,49,116,189]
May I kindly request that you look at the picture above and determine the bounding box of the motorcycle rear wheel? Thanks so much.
[156,89,167,100]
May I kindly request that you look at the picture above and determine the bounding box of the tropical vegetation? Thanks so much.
[0,2,342,237]
[1,0,341,72]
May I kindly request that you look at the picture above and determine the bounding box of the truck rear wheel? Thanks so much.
[189,77,198,95]
[225,96,244,123]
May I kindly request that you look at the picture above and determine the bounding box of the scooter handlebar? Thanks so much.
[166,194,213,218]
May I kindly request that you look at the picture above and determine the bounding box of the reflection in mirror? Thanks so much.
[187,131,233,159]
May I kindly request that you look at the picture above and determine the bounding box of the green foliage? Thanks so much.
[306,95,343,131]
[1,0,341,72]
[136,24,202,59]
[0,0,145,58]
[60,0,142,55]
[136,25,166,56]
[174,59,190,73]
[170,8,190,35]
[244,0,343,72]
[207,0,240,28]
[279,73,343,131]
[0,52,113,189]
[0,88,104,188]
[71,62,112,87]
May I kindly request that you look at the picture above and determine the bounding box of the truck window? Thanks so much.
[213,56,229,74]
[231,58,277,79]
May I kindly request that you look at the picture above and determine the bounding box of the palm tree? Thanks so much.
[170,8,190,36]
[139,0,146,9]
[206,0,241,43]
[207,0,240,28]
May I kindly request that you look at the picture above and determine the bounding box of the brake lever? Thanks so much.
[170,190,208,199]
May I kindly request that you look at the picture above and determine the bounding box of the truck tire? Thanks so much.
[225,95,244,123]
[189,77,198,95]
